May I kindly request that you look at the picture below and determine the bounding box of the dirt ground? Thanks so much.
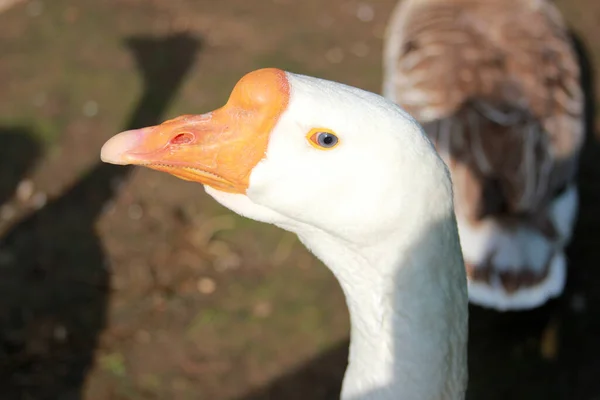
[0,0,599,399]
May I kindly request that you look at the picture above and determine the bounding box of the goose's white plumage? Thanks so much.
[383,0,584,310]
[101,68,468,399]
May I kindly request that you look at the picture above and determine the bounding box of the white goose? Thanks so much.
[101,68,468,400]
[383,0,584,310]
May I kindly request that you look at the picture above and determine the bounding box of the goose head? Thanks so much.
[101,68,453,247]
[101,68,467,399]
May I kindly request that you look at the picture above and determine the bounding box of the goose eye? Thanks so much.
[308,130,339,150]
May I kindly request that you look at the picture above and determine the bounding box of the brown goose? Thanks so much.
[383,0,584,310]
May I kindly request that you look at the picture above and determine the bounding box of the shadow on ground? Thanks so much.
[0,128,41,207]
[0,33,201,399]
[235,32,600,400]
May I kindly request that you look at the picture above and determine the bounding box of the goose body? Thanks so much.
[383,0,584,310]
[101,68,468,399]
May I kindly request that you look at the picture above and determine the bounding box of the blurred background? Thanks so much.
[0,0,599,399]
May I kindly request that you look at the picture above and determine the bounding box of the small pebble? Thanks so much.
[214,253,242,272]
[325,47,344,64]
[0,205,16,221]
[16,180,34,202]
[356,3,374,22]
[128,204,143,220]
[31,192,47,210]
[208,241,242,272]
[253,301,273,318]
[83,101,99,117]
[53,325,68,342]
[197,277,216,294]
[351,41,370,57]
[101,200,117,216]
[207,241,232,257]
[540,320,558,360]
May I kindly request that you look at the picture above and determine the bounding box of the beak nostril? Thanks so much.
[171,133,194,145]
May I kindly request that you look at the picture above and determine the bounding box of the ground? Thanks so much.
[0,0,599,399]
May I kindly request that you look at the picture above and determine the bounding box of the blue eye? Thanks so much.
[316,132,338,148]
[307,129,340,150]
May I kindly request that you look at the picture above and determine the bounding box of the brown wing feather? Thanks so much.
[423,102,556,219]
[388,0,583,222]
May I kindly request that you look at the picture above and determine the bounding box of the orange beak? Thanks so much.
[100,68,290,194]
